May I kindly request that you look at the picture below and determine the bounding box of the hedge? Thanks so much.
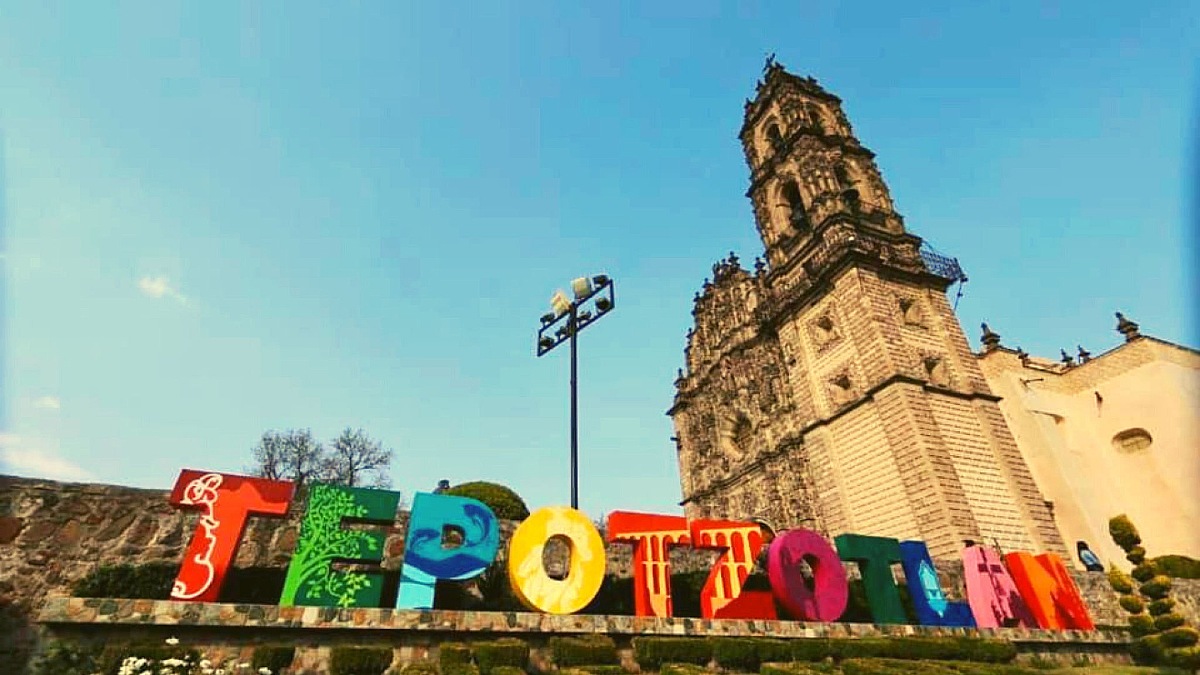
[711,637,791,670]
[489,667,526,675]
[786,637,1015,665]
[251,645,296,674]
[473,638,530,674]
[72,563,177,599]
[96,642,201,675]
[440,643,474,670]
[1152,555,1200,580]
[631,637,712,669]
[329,647,393,675]
[760,663,838,675]
[559,666,626,675]
[400,663,440,675]
[660,664,709,675]
[549,635,619,667]
[443,664,482,675]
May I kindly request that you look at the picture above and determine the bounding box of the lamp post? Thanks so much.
[536,274,615,510]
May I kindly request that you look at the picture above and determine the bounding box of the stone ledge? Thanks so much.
[37,597,1130,647]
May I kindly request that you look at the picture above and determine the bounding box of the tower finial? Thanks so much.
[980,322,1002,352]
[1115,311,1141,342]
[1077,345,1092,362]
[763,52,777,75]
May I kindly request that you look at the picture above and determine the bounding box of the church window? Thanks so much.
[923,355,949,387]
[898,297,923,326]
[766,123,785,155]
[781,181,810,232]
[1112,428,1153,453]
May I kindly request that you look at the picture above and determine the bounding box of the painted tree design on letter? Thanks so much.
[280,483,400,608]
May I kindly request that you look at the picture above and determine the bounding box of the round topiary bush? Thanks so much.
[445,482,530,521]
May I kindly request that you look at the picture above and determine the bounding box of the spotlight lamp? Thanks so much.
[533,273,617,509]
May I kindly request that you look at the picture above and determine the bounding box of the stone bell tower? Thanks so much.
[669,59,1066,559]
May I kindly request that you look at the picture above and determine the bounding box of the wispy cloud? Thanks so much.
[33,395,61,410]
[137,275,187,304]
[0,434,92,482]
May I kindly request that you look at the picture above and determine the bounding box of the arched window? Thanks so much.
[780,181,810,231]
[766,123,785,154]
[806,105,826,134]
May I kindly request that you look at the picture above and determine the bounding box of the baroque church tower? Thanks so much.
[669,60,1066,559]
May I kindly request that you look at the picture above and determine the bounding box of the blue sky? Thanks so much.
[1,2,1196,518]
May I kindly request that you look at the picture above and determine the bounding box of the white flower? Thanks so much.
[259,668,272,675]
[165,637,180,646]
[200,660,212,668]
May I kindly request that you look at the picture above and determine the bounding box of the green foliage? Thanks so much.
[560,666,626,675]
[488,667,526,675]
[1148,598,1176,616]
[444,481,530,521]
[400,662,440,675]
[1126,546,1148,565]
[549,636,619,667]
[1131,563,1158,583]
[1155,613,1187,631]
[1119,595,1146,614]
[710,637,791,670]
[1109,515,1142,552]
[631,637,712,669]
[1163,644,1200,670]
[790,639,834,662]
[252,645,296,673]
[1129,635,1165,664]
[72,562,178,599]
[1107,569,1135,595]
[472,638,529,675]
[760,663,838,675]
[440,643,474,669]
[329,647,394,675]
[660,664,709,675]
[1128,614,1157,637]
[841,658,961,675]
[1152,555,1200,580]
[0,598,34,675]
[29,640,100,675]
[1160,626,1200,648]
[1139,575,1173,600]
[443,664,482,675]
[96,642,201,675]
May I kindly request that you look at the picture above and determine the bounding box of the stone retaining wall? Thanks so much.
[37,598,1136,673]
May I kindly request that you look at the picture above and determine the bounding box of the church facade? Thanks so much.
[668,61,1067,560]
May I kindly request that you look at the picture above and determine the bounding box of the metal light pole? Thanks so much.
[536,275,615,510]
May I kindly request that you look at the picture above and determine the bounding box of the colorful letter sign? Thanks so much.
[767,528,849,622]
[962,545,1035,628]
[163,466,1100,634]
[898,541,975,627]
[280,483,402,608]
[169,470,294,603]
[507,506,605,614]
[1004,551,1095,630]
[396,492,499,609]
[689,519,775,619]
[605,511,691,617]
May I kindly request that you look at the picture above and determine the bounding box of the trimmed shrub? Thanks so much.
[841,658,959,675]
[1128,614,1157,637]
[1109,515,1141,551]
[1152,554,1200,580]
[1131,563,1157,583]
[1148,597,1176,615]
[444,482,530,521]
[760,663,838,675]
[1106,569,1134,594]
[400,662,440,675]
[489,667,527,675]
[1163,645,1200,670]
[790,639,834,662]
[1139,575,1173,599]
[561,666,626,675]
[710,637,790,670]
[440,643,474,669]
[1119,595,1145,614]
[1160,626,1200,648]
[72,562,178,599]
[473,638,529,675]
[1155,613,1187,631]
[951,638,1019,664]
[329,647,394,675]
[661,664,708,675]
[1129,635,1164,665]
[631,637,711,669]
[252,645,296,674]
[1126,545,1147,565]
[444,664,482,675]
[549,636,619,667]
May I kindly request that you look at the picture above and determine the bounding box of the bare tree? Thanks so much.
[322,427,393,488]
[249,429,330,487]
